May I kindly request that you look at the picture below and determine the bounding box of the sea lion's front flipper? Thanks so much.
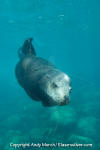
[21,38,36,56]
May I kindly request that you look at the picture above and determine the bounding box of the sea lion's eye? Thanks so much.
[52,82,58,88]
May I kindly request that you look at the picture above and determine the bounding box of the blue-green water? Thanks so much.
[0,0,100,150]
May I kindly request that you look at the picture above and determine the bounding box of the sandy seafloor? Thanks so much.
[0,0,100,150]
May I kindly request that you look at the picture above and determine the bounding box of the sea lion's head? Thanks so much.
[39,71,72,106]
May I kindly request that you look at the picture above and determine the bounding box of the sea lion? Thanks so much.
[15,38,72,107]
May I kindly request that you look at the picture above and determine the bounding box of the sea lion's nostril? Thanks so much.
[70,87,72,93]
[64,96,69,104]
[64,96,68,100]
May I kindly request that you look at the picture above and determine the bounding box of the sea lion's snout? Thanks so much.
[58,96,70,106]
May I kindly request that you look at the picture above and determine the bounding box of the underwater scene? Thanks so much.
[0,0,100,150]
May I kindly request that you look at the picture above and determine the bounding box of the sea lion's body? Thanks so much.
[15,38,72,107]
